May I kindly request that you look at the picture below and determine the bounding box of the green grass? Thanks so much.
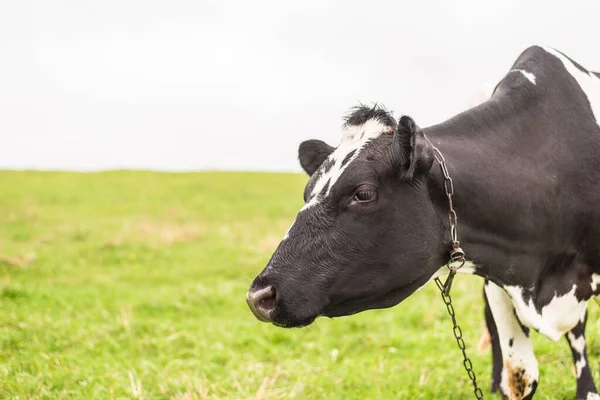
[0,170,598,399]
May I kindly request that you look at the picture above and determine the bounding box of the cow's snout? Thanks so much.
[246,285,276,323]
[247,268,321,328]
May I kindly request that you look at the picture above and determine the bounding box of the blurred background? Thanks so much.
[2,0,599,172]
[2,1,600,399]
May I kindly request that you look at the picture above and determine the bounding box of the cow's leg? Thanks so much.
[485,281,539,399]
[483,280,503,393]
[565,308,598,400]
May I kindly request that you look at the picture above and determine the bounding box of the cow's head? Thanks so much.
[247,105,447,327]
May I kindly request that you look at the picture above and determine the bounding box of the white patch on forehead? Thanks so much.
[510,68,537,85]
[503,284,587,341]
[302,118,390,210]
[542,46,600,128]
[279,118,391,243]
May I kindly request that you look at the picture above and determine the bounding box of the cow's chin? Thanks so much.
[321,273,432,318]
[269,312,318,328]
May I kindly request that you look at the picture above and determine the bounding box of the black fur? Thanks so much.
[565,311,597,399]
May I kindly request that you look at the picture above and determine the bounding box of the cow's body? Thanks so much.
[247,46,600,399]
[467,66,600,398]
[427,47,600,399]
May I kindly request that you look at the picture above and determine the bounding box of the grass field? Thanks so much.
[0,171,599,399]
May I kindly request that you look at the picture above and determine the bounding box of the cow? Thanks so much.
[246,45,600,399]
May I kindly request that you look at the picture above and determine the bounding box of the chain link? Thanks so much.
[431,145,484,399]
[433,148,460,248]
[434,277,484,399]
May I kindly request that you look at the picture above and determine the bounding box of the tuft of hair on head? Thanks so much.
[343,103,397,131]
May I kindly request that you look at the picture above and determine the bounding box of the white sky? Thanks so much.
[1,0,599,172]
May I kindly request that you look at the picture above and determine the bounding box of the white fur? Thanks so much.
[503,284,587,341]
[303,119,389,210]
[590,273,600,291]
[486,281,538,399]
[282,118,390,241]
[542,46,600,128]
[567,331,587,378]
[511,69,537,85]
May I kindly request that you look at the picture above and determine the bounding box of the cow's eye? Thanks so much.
[353,185,377,202]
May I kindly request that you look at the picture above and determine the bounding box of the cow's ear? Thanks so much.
[392,115,434,180]
[298,140,335,176]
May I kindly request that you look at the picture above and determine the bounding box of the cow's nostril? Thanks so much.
[246,285,276,323]
[257,294,276,313]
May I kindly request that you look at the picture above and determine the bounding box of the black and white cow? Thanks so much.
[247,45,600,399]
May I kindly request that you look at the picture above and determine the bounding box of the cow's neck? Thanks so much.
[423,90,546,288]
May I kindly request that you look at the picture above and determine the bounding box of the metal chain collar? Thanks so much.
[431,146,484,400]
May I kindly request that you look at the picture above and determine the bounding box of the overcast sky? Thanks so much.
[1,1,599,172]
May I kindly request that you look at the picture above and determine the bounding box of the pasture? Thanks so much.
[0,171,598,399]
